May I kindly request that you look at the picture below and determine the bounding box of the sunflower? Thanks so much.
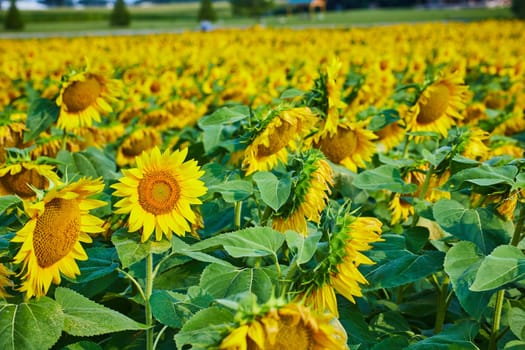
[298,216,382,316]
[242,107,318,176]
[220,301,348,350]
[0,161,61,199]
[56,69,122,131]
[389,194,415,225]
[405,69,470,143]
[375,120,406,152]
[111,146,207,242]
[11,178,106,299]
[0,263,14,299]
[272,150,334,236]
[115,127,162,167]
[313,121,377,173]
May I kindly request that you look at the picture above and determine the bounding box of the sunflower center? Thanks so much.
[138,171,180,215]
[416,83,450,125]
[315,127,356,163]
[257,120,295,157]
[33,198,80,268]
[1,168,49,199]
[62,76,102,113]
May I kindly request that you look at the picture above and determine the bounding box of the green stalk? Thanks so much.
[433,274,450,334]
[411,166,434,228]
[234,201,242,230]
[511,205,525,246]
[145,252,154,350]
[488,289,505,350]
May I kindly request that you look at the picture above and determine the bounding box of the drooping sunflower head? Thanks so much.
[0,263,14,300]
[405,68,471,143]
[0,112,26,163]
[388,193,415,225]
[220,299,348,350]
[111,146,207,242]
[0,161,61,199]
[242,106,318,176]
[313,121,378,173]
[272,149,334,236]
[163,99,207,129]
[294,212,382,316]
[56,69,122,131]
[11,177,107,299]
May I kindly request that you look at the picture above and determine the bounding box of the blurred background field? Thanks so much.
[0,0,516,34]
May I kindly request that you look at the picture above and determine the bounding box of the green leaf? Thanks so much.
[509,307,525,341]
[0,297,64,350]
[111,229,171,268]
[404,227,429,253]
[61,341,103,350]
[201,125,224,154]
[446,164,517,190]
[191,227,285,258]
[362,234,445,290]
[433,199,511,254]
[371,336,410,350]
[0,195,21,214]
[338,300,376,345]
[444,241,493,318]
[24,98,59,142]
[470,245,525,291]
[198,106,249,127]
[405,320,479,349]
[200,263,277,302]
[285,230,321,265]
[151,287,214,328]
[505,340,525,350]
[174,306,233,350]
[253,171,291,211]
[74,247,119,283]
[279,88,305,99]
[208,180,253,203]
[353,165,418,193]
[171,236,233,267]
[55,287,147,336]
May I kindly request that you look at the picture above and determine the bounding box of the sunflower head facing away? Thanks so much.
[111,146,207,242]
[11,178,106,299]
[242,106,318,176]
[0,161,61,199]
[405,69,471,143]
[272,149,334,236]
[220,300,348,350]
[56,69,122,131]
[0,263,14,300]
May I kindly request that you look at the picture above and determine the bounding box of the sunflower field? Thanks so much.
[0,19,525,350]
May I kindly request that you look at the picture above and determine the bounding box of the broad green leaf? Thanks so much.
[174,306,233,350]
[279,88,305,99]
[444,241,493,318]
[405,320,480,350]
[24,98,59,142]
[111,229,171,268]
[505,341,525,349]
[338,300,376,345]
[0,297,64,350]
[208,180,253,203]
[55,287,147,336]
[362,234,445,290]
[151,287,214,328]
[433,199,511,254]
[74,247,119,283]
[171,236,233,267]
[198,106,249,127]
[371,311,411,335]
[515,172,525,190]
[509,307,525,341]
[200,263,277,302]
[470,245,525,291]
[201,125,223,154]
[253,171,291,211]
[285,230,321,265]
[191,227,285,258]
[446,164,517,191]
[371,336,410,350]
[78,147,118,181]
[404,226,429,253]
[0,195,21,214]
[353,165,418,193]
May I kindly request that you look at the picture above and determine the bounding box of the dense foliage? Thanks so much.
[4,0,24,30]
[110,0,131,26]
[0,20,524,350]
[198,0,217,22]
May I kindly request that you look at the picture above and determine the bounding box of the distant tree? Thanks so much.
[230,0,274,17]
[5,0,25,31]
[198,0,217,22]
[512,0,525,19]
[110,0,131,27]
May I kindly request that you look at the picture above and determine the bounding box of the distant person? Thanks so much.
[200,20,213,32]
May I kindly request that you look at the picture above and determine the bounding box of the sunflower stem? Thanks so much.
[118,268,147,303]
[145,252,154,350]
[511,204,525,246]
[488,289,505,350]
[411,166,434,228]
[433,274,450,334]
[234,201,242,230]
[153,325,168,350]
